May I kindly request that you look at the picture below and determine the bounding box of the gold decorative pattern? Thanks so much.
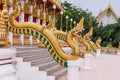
[0,0,9,47]
[106,10,111,17]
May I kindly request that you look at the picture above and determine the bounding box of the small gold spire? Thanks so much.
[2,0,8,24]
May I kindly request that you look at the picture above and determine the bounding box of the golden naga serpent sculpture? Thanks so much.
[8,3,101,67]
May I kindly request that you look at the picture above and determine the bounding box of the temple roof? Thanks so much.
[95,4,119,23]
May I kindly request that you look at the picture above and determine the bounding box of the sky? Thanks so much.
[62,0,120,17]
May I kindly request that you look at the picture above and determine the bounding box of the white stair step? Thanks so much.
[16,47,68,80]
[16,48,47,53]
[16,47,46,51]
[50,68,67,80]
[38,61,57,69]
[17,51,49,57]
[44,65,63,75]
[17,49,46,54]
[57,73,67,80]
[30,57,53,63]
[0,64,16,77]
[0,73,17,80]
[23,55,50,62]
[47,76,55,80]
[31,57,54,66]
[16,58,47,80]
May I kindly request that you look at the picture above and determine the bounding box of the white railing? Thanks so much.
[67,53,92,80]
[117,50,120,55]
[68,58,81,80]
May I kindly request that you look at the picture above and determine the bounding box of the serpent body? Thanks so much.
[8,4,79,67]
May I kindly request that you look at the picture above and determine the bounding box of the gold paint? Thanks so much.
[0,0,9,47]
[60,14,62,31]
[8,3,102,68]
[46,44,51,49]
[41,37,44,43]
[73,17,84,32]
[96,37,102,49]
[118,42,120,50]
[9,3,78,60]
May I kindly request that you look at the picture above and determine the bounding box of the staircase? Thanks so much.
[16,47,67,80]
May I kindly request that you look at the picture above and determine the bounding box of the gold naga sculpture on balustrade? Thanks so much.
[0,2,101,67]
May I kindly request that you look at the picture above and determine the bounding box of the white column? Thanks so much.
[82,54,91,70]
[8,7,13,15]
[96,49,101,57]
[8,2,13,25]
[0,48,17,80]
[28,6,33,46]
[18,1,25,46]
[36,10,40,25]
[9,0,13,11]
[8,1,13,45]
[36,18,40,25]
[29,36,33,46]
[8,32,13,45]
[19,11,24,46]
[19,1,24,23]
[68,58,81,80]
[9,0,12,3]
[28,6,33,22]
[20,34,24,46]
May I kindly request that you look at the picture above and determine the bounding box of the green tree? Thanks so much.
[93,22,120,47]
[56,1,120,47]
[56,1,95,33]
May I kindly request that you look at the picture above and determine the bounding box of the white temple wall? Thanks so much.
[98,11,118,27]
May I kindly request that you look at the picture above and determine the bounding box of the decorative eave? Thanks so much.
[49,0,65,12]
[95,4,119,23]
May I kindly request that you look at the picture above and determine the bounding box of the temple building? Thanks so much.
[0,0,64,46]
[95,4,119,27]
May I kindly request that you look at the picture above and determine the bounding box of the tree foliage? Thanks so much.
[56,1,95,33]
[55,1,120,47]
[93,20,120,47]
